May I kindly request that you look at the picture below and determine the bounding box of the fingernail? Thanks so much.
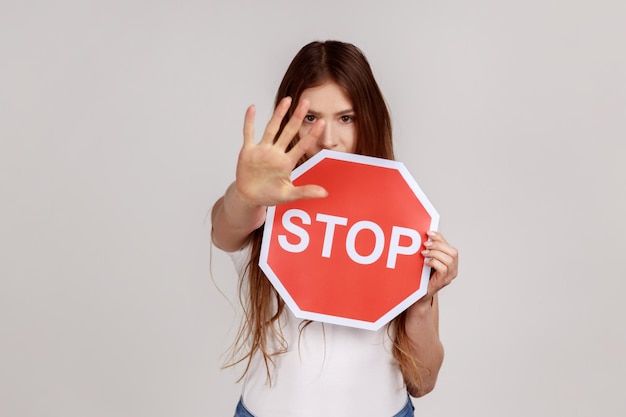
[424,241,433,247]
[422,250,430,255]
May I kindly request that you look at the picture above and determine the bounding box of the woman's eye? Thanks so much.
[304,115,316,123]
[340,115,354,123]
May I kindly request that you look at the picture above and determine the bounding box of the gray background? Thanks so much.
[1,0,624,416]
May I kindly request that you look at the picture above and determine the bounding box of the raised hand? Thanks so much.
[236,97,328,208]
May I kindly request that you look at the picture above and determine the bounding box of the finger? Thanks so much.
[422,249,455,271]
[428,262,457,291]
[427,230,449,245]
[287,119,325,163]
[274,98,310,150]
[287,184,328,202]
[426,257,448,279]
[424,243,458,261]
[426,257,453,284]
[424,233,458,259]
[427,270,453,293]
[243,105,256,147]
[260,97,293,145]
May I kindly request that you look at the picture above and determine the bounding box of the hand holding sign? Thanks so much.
[260,150,439,330]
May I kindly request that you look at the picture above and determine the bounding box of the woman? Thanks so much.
[212,40,458,417]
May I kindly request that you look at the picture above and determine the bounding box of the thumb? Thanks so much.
[288,184,328,202]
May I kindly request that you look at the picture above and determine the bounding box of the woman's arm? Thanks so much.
[404,294,443,397]
[405,231,458,397]
[211,97,327,252]
[210,183,267,252]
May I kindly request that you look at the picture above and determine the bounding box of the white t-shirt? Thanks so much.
[229,247,409,417]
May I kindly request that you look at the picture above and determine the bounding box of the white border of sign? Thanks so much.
[260,149,440,331]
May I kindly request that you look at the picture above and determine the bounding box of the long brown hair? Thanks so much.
[226,40,427,393]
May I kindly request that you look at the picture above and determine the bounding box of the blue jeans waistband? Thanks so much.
[234,395,414,417]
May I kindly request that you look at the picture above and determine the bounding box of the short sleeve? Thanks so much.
[226,244,252,276]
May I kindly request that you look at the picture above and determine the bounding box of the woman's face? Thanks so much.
[298,81,357,158]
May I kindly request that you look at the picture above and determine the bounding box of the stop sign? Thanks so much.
[259,149,439,331]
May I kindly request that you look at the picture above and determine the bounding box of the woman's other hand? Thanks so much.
[421,231,459,297]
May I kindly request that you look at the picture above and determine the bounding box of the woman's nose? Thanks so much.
[318,123,337,149]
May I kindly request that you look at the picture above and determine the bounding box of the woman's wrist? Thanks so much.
[407,295,435,320]
[223,183,267,231]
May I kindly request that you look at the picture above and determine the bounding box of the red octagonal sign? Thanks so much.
[260,150,439,330]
